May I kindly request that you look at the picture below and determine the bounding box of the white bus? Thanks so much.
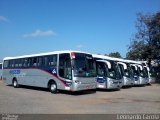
[93,54,123,90]
[3,50,97,93]
[124,60,148,85]
[0,63,2,80]
[108,58,135,87]
[143,66,150,84]
[140,61,153,84]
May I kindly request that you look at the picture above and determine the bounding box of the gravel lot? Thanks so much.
[0,80,160,114]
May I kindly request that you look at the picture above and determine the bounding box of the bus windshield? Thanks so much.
[96,62,107,77]
[131,65,139,76]
[127,64,134,78]
[73,53,96,77]
[137,66,145,78]
[107,61,122,80]
[118,64,131,78]
[143,67,149,77]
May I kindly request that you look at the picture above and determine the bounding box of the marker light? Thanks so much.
[71,52,75,59]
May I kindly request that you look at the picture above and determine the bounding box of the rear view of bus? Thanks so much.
[93,54,123,90]
[3,51,97,93]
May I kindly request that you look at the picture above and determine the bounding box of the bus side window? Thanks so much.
[48,55,57,67]
[4,60,9,68]
[15,59,19,68]
[32,57,37,67]
[9,60,15,68]
[28,58,32,67]
[44,56,48,67]
[37,57,42,67]
[19,59,23,68]
[23,58,28,68]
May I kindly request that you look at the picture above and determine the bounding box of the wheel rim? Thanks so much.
[51,84,56,91]
[14,81,17,87]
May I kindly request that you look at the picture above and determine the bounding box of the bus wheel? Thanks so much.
[13,79,19,88]
[49,81,57,94]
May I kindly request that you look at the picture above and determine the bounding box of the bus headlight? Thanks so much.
[65,81,72,86]
[109,80,113,84]
[75,80,81,84]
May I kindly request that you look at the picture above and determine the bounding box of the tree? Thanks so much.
[108,52,122,58]
[127,11,160,61]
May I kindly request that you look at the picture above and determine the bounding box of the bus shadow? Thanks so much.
[8,85,97,95]
[146,83,152,86]
[96,88,120,92]
[59,89,97,96]
[132,85,146,87]
[11,85,50,92]
[122,86,132,89]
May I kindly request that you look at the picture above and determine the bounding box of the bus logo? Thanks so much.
[52,69,56,74]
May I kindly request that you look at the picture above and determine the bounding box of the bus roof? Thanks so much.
[3,50,91,60]
[92,54,116,61]
[123,59,142,64]
[93,54,143,66]
[117,62,127,69]
[96,60,112,69]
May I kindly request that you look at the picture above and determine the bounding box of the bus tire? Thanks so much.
[13,78,19,88]
[49,81,57,94]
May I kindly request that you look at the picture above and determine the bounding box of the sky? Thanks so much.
[0,0,160,61]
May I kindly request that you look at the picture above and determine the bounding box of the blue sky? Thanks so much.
[0,0,159,60]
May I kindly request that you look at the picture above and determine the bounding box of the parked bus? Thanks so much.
[93,54,123,90]
[3,51,97,93]
[124,60,148,85]
[110,58,135,87]
[143,66,150,84]
[140,61,153,84]
[0,63,2,80]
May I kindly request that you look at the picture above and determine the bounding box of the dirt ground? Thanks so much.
[0,80,160,114]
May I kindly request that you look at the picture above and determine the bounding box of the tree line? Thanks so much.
[107,11,160,62]
[106,11,160,81]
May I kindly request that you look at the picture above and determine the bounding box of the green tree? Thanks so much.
[108,52,122,58]
[127,11,160,61]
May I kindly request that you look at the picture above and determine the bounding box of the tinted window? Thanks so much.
[131,66,139,76]
[3,61,9,68]
[96,62,107,76]
[48,55,57,66]
[143,67,149,77]
[107,61,122,80]
[59,53,72,80]
[9,60,15,68]
[23,58,28,67]
[0,64,2,69]
[43,55,57,67]
[73,53,96,77]
[118,64,124,76]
